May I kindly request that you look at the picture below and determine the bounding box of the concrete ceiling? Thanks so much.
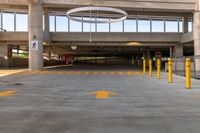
[0,0,196,13]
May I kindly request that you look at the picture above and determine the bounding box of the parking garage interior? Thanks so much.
[1,0,200,133]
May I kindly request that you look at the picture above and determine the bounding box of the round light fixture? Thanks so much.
[71,46,77,50]
[66,6,128,23]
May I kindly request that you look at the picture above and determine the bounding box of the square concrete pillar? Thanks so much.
[194,12,200,71]
[183,16,189,33]
[174,45,183,58]
[0,43,9,68]
[28,3,44,70]
[146,50,151,67]
[170,47,174,58]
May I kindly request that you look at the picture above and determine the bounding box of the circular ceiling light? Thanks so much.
[71,46,77,50]
[66,6,128,23]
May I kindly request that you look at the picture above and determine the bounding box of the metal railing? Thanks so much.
[0,28,6,32]
[194,55,200,79]
[172,56,200,79]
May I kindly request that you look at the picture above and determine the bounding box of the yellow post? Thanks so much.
[186,58,191,89]
[168,58,173,83]
[157,59,161,79]
[143,59,146,74]
[149,59,152,77]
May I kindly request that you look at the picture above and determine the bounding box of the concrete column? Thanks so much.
[146,50,150,66]
[194,11,200,71]
[183,16,189,33]
[174,45,183,58]
[170,47,174,58]
[28,3,43,70]
[0,43,9,68]
[44,9,49,33]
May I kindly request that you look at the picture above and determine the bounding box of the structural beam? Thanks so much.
[50,33,182,43]
[0,0,195,12]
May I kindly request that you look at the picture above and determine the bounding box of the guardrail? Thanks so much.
[0,28,6,32]
[165,56,200,79]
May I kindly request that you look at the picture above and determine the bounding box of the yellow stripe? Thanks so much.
[37,71,45,74]
[18,71,32,75]
[110,72,115,75]
[118,72,124,75]
[44,71,53,75]
[56,71,65,74]
[126,71,133,75]
[83,72,90,75]
[65,71,73,74]
[92,72,99,75]
[40,71,51,74]
[48,71,57,74]
[73,71,81,75]
[134,72,143,75]
[29,70,41,74]
[101,72,107,75]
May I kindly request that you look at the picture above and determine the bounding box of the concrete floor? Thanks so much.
[0,65,200,133]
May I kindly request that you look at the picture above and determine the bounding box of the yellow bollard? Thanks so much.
[168,58,173,83]
[186,58,191,89]
[157,59,161,79]
[143,59,146,74]
[149,59,152,77]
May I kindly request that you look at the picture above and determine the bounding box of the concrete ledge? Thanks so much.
[0,32,28,42]
[181,32,193,44]
[50,32,182,43]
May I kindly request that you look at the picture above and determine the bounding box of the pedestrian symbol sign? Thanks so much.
[31,40,39,50]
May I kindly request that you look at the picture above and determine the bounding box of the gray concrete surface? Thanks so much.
[0,66,200,133]
[0,0,195,11]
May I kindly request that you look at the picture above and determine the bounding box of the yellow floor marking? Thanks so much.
[73,71,81,75]
[126,71,134,75]
[92,72,99,75]
[48,71,57,74]
[82,72,90,75]
[56,71,65,74]
[37,71,46,74]
[17,71,31,75]
[110,72,115,75]
[65,71,73,74]
[28,70,41,74]
[0,90,16,97]
[64,71,70,74]
[88,90,119,99]
[44,71,53,74]
[134,72,143,75]
[0,69,27,77]
[101,72,107,75]
[118,72,124,75]
[39,71,50,74]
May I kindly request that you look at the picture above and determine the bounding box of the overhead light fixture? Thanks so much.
[127,42,142,46]
[66,6,128,24]
[66,0,128,43]
[71,46,77,50]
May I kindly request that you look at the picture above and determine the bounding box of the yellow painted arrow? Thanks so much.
[0,90,16,97]
[88,90,118,99]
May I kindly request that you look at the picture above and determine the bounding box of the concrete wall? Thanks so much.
[0,57,65,68]
[0,58,28,68]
